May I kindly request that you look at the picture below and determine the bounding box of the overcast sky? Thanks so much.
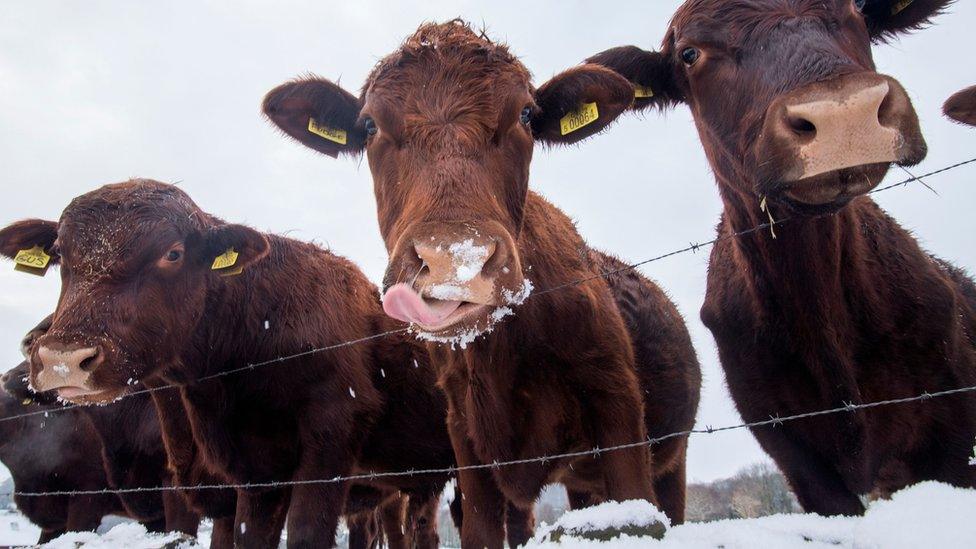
[0,1,974,482]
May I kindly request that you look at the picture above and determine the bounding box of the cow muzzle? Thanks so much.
[756,72,926,206]
[381,221,531,339]
[32,338,117,403]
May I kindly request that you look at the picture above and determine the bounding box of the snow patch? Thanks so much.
[527,482,976,548]
[448,239,490,282]
[413,278,533,350]
[42,523,197,548]
[52,363,69,378]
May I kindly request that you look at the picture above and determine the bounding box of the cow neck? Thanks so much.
[182,274,266,380]
[714,169,877,348]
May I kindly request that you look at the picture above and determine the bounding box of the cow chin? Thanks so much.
[764,163,891,216]
[55,385,128,405]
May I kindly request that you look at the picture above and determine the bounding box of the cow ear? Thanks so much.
[586,45,684,112]
[860,0,951,41]
[532,64,636,145]
[0,219,59,263]
[263,76,365,158]
[944,85,976,127]
[199,224,270,276]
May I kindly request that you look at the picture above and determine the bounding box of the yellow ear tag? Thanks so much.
[634,85,655,99]
[308,118,348,145]
[13,245,51,276]
[21,398,33,406]
[559,102,600,136]
[211,248,239,271]
[219,265,244,277]
[891,0,914,15]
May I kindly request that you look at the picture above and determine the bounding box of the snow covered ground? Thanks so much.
[0,479,972,547]
[528,482,976,549]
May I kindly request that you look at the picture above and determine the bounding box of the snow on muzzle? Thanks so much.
[382,222,528,335]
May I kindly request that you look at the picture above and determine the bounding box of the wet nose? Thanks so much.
[414,239,504,283]
[769,74,924,180]
[37,344,102,374]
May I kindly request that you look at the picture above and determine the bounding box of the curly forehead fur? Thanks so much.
[363,20,530,96]
[60,179,213,245]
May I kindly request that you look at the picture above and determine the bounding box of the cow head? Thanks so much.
[264,20,634,343]
[944,85,976,126]
[587,0,944,216]
[0,180,270,404]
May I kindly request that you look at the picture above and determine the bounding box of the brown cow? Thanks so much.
[0,179,457,548]
[945,85,976,126]
[263,20,701,547]
[0,361,125,544]
[585,0,976,516]
[6,317,201,537]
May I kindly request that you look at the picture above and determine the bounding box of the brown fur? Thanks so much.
[0,362,126,544]
[263,21,701,547]
[944,85,976,126]
[586,0,975,516]
[0,180,457,548]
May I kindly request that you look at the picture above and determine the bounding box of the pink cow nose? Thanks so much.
[33,343,103,393]
[37,345,102,372]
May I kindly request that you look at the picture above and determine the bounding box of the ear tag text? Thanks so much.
[13,245,51,276]
[891,0,914,15]
[308,118,348,145]
[634,85,655,98]
[212,248,239,270]
[559,102,600,136]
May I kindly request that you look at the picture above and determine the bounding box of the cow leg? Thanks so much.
[566,489,598,510]
[234,488,289,549]
[582,368,656,504]
[653,447,687,525]
[751,425,864,516]
[347,511,383,549]
[379,496,406,549]
[37,527,66,544]
[505,501,535,547]
[144,516,168,533]
[162,487,200,535]
[448,416,506,549]
[406,491,440,549]
[64,495,108,533]
[209,516,236,549]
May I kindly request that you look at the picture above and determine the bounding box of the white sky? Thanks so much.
[0,1,973,482]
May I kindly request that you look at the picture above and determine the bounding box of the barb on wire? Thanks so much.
[9,383,976,498]
[0,157,973,427]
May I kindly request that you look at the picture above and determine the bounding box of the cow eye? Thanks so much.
[854,0,867,12]
[165,249,182,262]
[680,47,701,66]
[520,106,533,126]
[364,118,378,136]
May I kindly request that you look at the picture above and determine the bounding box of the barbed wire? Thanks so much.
[10,383,976,497]
[0,156,973,427]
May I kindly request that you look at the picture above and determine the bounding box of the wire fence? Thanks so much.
[3,157,972,427]
[10,383,976,497]
[3,156,976,498]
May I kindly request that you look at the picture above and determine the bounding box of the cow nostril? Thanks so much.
[79,348,101,372]
[787,116,817,137]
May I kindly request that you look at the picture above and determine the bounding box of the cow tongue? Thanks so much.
[382,283,463,327]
